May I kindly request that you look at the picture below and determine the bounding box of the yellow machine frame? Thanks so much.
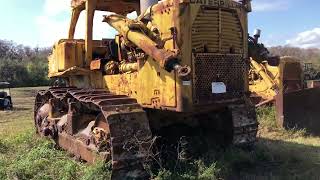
[36,1,260,178]
[49,0,252,113]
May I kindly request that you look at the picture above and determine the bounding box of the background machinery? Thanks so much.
[34,0,258,179]
[248,30,320,135]
[303,62,320,81]
[0,82,13,110]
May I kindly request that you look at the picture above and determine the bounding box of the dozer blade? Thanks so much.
[275,88,320,135]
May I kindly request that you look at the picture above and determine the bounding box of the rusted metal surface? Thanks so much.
[119,62,138,73]
[35,88,152,179]
[71,0,139,14]
[276,88,320,135]
[103,14,191,76]
[273,57,320,134]
[35,87,259,179]
[229,103,258,145]
[249,49,320,134]
[306,80,320,88]
[191,7,244,54]
[49,0,252,113]
[39,1,260,178]
[193,54,246,105]
[90,59,102,70]
[103,14,176,68]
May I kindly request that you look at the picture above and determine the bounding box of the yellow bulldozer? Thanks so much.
[34,0,259,179]
[248,30,320,135]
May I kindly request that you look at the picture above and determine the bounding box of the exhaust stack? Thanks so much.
[140,0,158,15]
[253,29,261,43]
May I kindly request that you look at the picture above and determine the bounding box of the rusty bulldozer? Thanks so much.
[35,0,259,179]
[248,29,320,135]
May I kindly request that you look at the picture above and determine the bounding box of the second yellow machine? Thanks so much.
[34,0,258,179]
[248,30,320,135]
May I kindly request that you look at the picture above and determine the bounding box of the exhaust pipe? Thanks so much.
[253,29,261,43]
[140,0,158,15]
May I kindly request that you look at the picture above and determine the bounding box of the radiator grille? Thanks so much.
[191,8,243,54]
[193,54,246,104]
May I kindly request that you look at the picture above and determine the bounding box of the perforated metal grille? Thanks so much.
[193,54,246,104]
[192,8,243,54]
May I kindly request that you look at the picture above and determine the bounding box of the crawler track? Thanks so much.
[229,104,258,146]
[34,87,258,179]
[35,87,152,179]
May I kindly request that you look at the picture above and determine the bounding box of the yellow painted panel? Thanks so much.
[104,73,138,97]
[137,57,176,108]
[51,40,85,72]
[103,57,176,108]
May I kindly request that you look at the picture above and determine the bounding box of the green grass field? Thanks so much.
[1,87,320,180]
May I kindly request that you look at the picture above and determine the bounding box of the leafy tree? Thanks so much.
[0,39,51,87]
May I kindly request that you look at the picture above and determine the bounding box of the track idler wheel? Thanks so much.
[35,103,50,134]
[91,113,111,153]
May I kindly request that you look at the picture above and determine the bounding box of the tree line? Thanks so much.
[0,39,320,87]
[0,40,51,87]
[269,46,320,64]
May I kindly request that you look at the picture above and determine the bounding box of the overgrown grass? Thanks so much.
[257,106,278,129]
[256,106,307,137]
[152,107,320,179]
[0,130,111,180]
[152,140,320,179]
[1,87,320,180]
[0,87,111,180]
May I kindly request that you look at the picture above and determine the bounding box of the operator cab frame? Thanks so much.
[68,0,140,66]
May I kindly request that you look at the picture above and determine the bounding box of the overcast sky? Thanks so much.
[0,0,319,48]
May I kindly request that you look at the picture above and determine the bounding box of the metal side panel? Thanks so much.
[276,88,320,135]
